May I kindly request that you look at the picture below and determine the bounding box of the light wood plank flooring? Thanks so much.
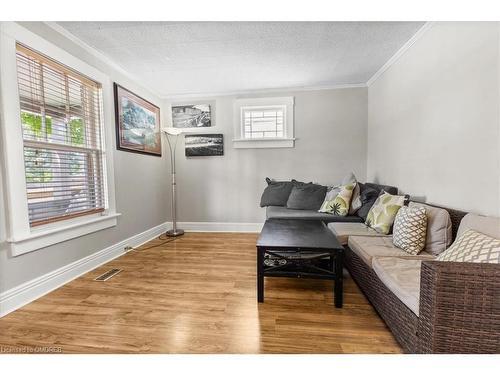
[0,233,401,353]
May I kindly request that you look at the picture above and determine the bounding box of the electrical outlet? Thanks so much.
[124,246,133,252]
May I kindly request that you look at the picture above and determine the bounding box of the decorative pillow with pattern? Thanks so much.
[318,185,341,213]
[437,229,500,263]
[319,183,356,216]
[392,206,428,254]
[365,191,405,234]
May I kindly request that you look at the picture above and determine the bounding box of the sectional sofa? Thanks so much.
[264,182,500,353]
[335,208,499,353]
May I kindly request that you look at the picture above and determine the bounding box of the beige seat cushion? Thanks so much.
[457,213,500,240]
[372,257,422,316]
[347,235,436,267]
[328,222,389,245]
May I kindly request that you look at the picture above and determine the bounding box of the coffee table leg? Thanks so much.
[257,246,264,303]
[334,250,344,308]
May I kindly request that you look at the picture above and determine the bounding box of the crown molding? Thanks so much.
[42,21,164,99]
[366,22,434,87]
[162,83,367,100]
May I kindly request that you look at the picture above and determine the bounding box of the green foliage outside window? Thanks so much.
[21,112,86,184]
[21,112,52,137]
[69,118,84,145]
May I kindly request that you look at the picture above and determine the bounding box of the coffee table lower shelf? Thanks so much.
[257,246,344,308]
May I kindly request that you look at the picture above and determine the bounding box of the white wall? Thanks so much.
[367,22,500,216]
[165,87,368,223]
[0,22,169,293]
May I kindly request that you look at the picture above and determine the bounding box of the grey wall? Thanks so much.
[165,88,368,223]
[367,22,500,216]
[0,23,169,292]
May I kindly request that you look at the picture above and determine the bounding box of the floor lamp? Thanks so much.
[163,127,185,237]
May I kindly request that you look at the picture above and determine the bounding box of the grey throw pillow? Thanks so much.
[355,186,380,221]
[286,183,328,210]
[260,178,294,207]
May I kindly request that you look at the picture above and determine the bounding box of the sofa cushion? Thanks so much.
[328,222,389,245]
[409,202,452,256]
[347,235,436,267]
[266,206,364,223]
[437,229,500,264]
[392,205,428,255]
[372,257,422,316]
[286,183,327,210]
[457,213,500,240]
[260,178,294,207]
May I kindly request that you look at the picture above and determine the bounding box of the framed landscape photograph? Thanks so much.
[114,83,161,156]
[185,134,223,157]
[172,103,212,129]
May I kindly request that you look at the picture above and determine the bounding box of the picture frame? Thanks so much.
[171,101,214,130]
[185,134,224,157]
[114,83,162,156]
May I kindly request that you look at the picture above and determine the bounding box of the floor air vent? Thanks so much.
[94,268,122,281]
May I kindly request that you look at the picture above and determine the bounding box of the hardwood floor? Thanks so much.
[0,233,402,353]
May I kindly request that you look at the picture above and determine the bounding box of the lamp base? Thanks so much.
[166,228,185,237]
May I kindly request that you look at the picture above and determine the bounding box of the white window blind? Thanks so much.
[16,43,107,227]
[242,105,285,139]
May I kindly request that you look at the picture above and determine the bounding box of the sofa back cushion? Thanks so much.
[286,183,327,210]
[363,182,398,196]
[260,178,294,207]
[409,202,452,255]
[457,213,500,240]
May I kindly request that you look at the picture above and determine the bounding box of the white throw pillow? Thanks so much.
[392,205,428,255]
[408,202,452,256]
[437,229,500,264]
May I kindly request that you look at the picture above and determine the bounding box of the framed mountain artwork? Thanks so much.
[114,83,161,156]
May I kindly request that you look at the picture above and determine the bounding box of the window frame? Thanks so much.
[0,22,119,256]
[233,96,295,148]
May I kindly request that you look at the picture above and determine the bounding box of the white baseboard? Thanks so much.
[0,222,168,318]
[177,221,263,233]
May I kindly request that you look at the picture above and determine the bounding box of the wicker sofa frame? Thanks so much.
[344,205,500,353]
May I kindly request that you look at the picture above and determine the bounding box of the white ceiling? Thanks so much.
[57,22,425,97]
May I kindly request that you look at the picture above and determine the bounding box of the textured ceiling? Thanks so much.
[57,22,424,97]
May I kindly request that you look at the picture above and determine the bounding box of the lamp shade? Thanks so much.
[162,127,184,136]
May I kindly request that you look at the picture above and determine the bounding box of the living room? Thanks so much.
[0,0,499,372]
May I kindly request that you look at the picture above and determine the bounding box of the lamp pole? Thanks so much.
[164,130,184,237]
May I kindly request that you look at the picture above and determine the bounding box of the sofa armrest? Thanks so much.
[417,260,500,353]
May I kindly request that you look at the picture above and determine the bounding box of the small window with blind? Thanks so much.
[15,44,107,227]
[233,97,294,148]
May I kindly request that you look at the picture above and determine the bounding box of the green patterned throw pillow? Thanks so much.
[365,191,405,234]
[319,183,356,216]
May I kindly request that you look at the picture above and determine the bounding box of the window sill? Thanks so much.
[7,212,121,257]
[232,138,295,149]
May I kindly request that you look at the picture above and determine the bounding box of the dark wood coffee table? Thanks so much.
[256,219,344,308]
